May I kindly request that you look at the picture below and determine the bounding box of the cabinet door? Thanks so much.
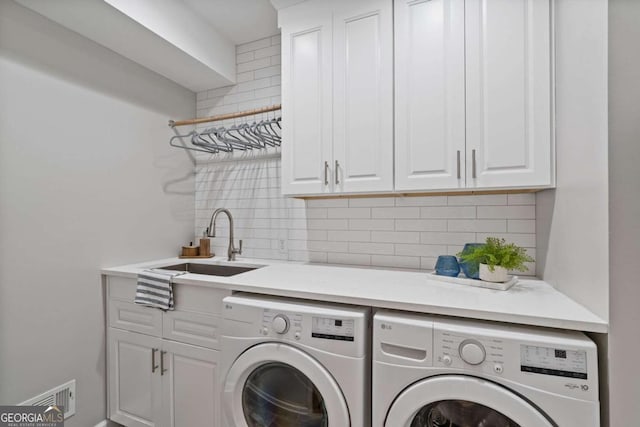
[161,341,220,427]
[108,328,162,427]
[394,0,466,191]
[465,0,552,188]
[333,0,393,193]
[280,2,334,195]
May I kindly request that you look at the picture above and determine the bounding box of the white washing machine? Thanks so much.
[221,293,370,427]
[373,311,600,427]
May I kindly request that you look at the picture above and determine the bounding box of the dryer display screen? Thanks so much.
[520,345,587,379]
[312,317,354,341]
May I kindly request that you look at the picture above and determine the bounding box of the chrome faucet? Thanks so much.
[207,208,242,261]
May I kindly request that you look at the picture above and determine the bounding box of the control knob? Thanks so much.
[271,314,290,334]
[459,339,486,365]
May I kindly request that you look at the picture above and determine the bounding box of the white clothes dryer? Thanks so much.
[221,293,370,427]
[373,311,600,427]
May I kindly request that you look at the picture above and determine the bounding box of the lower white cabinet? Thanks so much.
[108,328,221,427]
[106,276,228,427]
[109,328,162,427]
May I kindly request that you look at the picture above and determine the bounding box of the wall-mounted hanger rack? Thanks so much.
[168,104,281,154]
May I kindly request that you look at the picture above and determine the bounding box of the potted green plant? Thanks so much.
[457,237,533,282]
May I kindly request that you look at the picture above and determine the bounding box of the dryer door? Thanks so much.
[222,342,350,427]
[385,375,555,427]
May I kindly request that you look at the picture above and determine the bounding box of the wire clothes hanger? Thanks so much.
[168,104,282,155]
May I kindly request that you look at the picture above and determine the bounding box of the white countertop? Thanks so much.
[102,256,608,333]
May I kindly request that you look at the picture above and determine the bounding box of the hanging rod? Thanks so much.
[168,104,281,128]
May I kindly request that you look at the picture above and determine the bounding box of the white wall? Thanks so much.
[0,2,195,426]
[608,1,640,425]
[193,36,537,274]
[536,0,609,321]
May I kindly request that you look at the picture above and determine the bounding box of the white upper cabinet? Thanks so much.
[280,0,553,196]
[280,0,393,196]
[465,0,552,188]
[333,0,393,193]
[280,2,333,195]
[394,0,466,191]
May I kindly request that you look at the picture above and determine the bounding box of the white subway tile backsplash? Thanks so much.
[237,37,272,54]
[308,219,349,230]
[421,257,438,270]
[348,197,395,207]
[447,194,507,206]
[307,199,349,208]
[236,51,255,64]
[307,240,348,253]
[395,196,447,206]
[507,219,536,233]
[396,244,446,258]
[371,255,421,269]
[237,57,271,73]
[477,205,535,219]
[349,219,395,231]
[420,232,476,245]
[327,252,371,266]
[372,207,420,219]
[447,219,507,233]
[349,242,395,255]
[254,44,281,59]
[193,35,537,276]
[508,193,536,205]
[421,206,476,219]
[327,230,371,242]
[236,71,254,83]
[476,233,536,248]
[395,219,448,232]
[327,208,371,219]
[254,65,281,79]
[371,231,420,244]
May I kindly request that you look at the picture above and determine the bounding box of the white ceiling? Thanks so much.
[181,0,279,45]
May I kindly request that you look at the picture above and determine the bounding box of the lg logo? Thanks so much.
[380,323,392,330]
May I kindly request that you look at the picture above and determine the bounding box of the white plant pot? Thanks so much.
[479,264,509,283]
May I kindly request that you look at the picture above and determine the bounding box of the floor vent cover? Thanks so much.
[19,379,76,419]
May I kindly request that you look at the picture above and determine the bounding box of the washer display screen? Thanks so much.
[520,345,587,379]
[312,317,354,341]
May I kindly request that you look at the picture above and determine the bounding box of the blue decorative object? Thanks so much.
[458,243,485,279]
[435,255,460,277]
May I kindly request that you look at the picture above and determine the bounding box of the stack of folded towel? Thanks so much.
[134,269,186,311]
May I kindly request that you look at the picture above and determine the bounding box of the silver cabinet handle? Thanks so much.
[335,160,340,185]
[152,348,158,373]
[472,149,477,179]
[160,350,167,376]
[324,161,329,186]
[456,150,461,179]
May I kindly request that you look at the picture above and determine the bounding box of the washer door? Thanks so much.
[385,375,554,427]
[223,343,350,427]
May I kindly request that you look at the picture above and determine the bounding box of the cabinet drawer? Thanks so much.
[109,300,162,337]
[173,285,231,316]
[108,276,137,301]
[163,311,222,350]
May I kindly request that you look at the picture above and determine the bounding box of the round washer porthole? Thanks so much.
[385,375,554,427]
[223,343,350,427]
[242,361,328,426]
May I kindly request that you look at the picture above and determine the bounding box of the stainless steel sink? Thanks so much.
[159,263,259,277]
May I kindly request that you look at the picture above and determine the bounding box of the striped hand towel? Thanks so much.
[134,269,186,311]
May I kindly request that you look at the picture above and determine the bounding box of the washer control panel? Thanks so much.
[434,329,505,374]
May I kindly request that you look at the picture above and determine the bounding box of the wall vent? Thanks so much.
[19,379,76,419]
